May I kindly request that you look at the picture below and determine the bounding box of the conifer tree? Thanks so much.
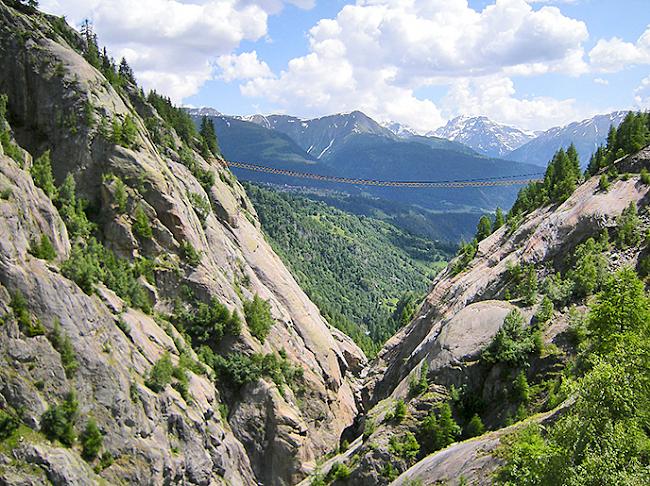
[476,215,492,241]
[493,207,505,230]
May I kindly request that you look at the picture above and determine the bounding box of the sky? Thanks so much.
[40,0,650,133]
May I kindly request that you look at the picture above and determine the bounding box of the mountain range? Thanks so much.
[431,115,537,158]
[189,109,542,241]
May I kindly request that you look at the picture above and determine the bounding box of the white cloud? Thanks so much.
[240,0,590,131]
[39,0,312,101]
[589,26,650,73]
[634,76,650,109]
[440,75,594,131]
[217,51,273,82]
[593,77,609,86]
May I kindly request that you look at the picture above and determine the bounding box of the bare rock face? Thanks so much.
[0,3,365,484]
[365,164,650,408]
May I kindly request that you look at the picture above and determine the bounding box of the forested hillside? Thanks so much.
[246,183,452,355]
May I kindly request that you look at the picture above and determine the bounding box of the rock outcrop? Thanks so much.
[0,2,365,484]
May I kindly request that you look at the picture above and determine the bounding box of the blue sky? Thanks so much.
[42,0,650,132]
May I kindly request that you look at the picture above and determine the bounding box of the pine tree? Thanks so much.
[493,207,505,230]
[476,215,492,241]
[118,57,135,84]
[199,116,220,157]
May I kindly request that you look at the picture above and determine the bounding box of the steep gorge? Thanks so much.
[1,2,650,486]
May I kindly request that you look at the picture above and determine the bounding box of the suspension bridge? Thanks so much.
[224,160,544,188]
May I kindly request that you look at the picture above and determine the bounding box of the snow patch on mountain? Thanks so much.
[432,115,536,158]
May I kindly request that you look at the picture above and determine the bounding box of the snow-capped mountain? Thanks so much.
[506,111,629,167]
[245,111,397,159]
[432,115,536,158]
[383,121,419,138]
[185,106,222,117]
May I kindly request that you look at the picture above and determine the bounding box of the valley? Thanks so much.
[0,2,649,486]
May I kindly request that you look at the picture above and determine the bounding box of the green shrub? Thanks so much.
[475,215,492,241]
[29,234,57,261]
[30,150,58,199]
[535,296,554,323]
[104,174,128,213]
[49,319,78,378]
[188,192,211,227]
[640,168,650,185]
[180,240,201,266]
[513,371,530,403]
[244,295,274,343]
[638,254,650,278]
[506,263,538,306]
[62,238,151,312]
[172,365,191,403]
[482,309,539,366]
[616,202,641,248]
[40,392,78,446]
[80,419,103,460]
[389,432,420,463]
[207,351,303,392]
[587,267,649,356]
[393,399,407,423]
[132,204,153,239]
[567,237,608,298]
[173,298,241,349]
[408,361,429,396]
[326,462,352,482]
[450,239,478,276]
[10,291,45,337]
[599,174,610,191]
[145,352,174,392]
[543,272,574,306]
[417,402,460,454]
[464,414,485,438]
[0,409,20,441]
[57,174,94,240]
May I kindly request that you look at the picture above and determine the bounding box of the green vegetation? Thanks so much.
[10,291,45,337]
[199,116,220,158]
[29,234,57,261]
[188,192,211,227]
[475,215,492,241]
[132,204,153,239]
[389,432,420,463]
[509,145,582,219]
[326,462,352,482]
[180,240,201,266]
[111,114,138,149]
[408,361,429,396]
[62,238,152,312]
[40,392,78,446]
[80,419,103,461]
[497,267,650,485]
[172,297,241,349]
[145,352,174,392]
[587,112,650,176]
[513,371,530,403]
[417,402,461,455]
[504,263,538,305]
[450,238,478,276]
[599,174,610,191]
[464,414,485,438]
[30,150,58,198]
[482,309,541,366]
[0,409,20,441]
[243,295,274,343]
[49,319,79,378]
[386,399,407,423]
[57,174,94,240]
[203,350,304,393]
[245,183,449,356]
[616,202,641,248]
[0,93,24,166]
[146,91,200,149]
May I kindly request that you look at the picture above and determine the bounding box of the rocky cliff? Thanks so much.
[302,146,650,484]
[0,2,365,485]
